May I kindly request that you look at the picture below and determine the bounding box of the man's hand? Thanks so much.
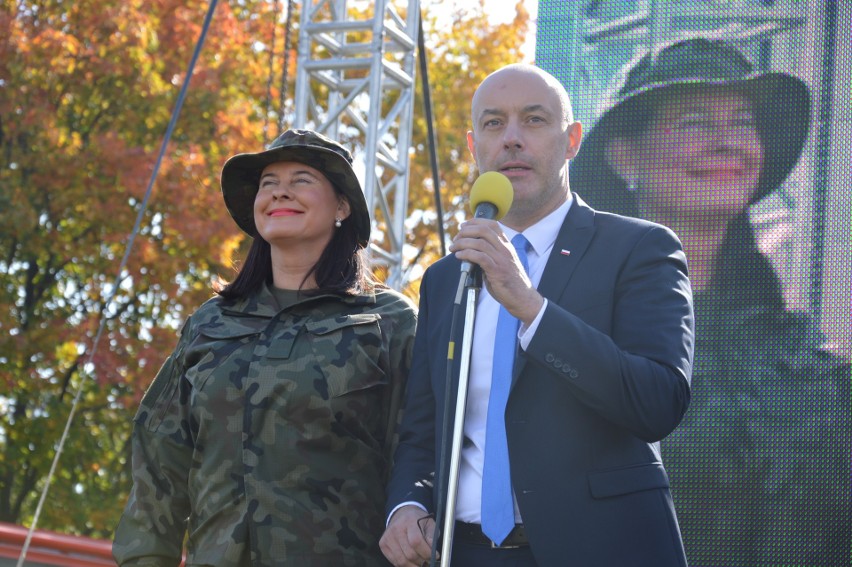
[379,505,438,567]
[450,218,544,325]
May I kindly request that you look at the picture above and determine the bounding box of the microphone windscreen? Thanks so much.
[469,171,514,220]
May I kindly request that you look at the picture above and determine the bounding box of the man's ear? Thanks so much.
[565,122,583,159]
[604,137,638,180]
[466,130,476,158]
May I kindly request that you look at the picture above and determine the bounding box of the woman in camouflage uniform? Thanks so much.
[114,129,417,566]
[570,37,851,566]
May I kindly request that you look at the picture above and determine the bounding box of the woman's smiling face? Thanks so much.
[253,161,349,249]
[633,88,765,219]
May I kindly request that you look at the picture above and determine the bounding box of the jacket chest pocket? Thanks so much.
[306,313,386,398]
[183,321,265,391]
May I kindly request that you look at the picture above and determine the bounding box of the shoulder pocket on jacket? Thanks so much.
[136,355,182,432]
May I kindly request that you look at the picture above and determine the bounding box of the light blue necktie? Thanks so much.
[481,233,530,545]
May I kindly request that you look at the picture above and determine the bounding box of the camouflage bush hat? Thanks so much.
[571,36,811,211]
[221,129,371,247]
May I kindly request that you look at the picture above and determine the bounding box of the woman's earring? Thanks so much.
[334,218,342,228]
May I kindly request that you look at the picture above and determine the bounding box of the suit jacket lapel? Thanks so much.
[537,194,596,301]
[512,194,597,384]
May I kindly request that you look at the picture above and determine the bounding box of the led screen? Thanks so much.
[536,2,851,565]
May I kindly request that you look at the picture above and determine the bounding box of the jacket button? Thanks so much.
[569,370,579,378]
[545,353,555,363]
[553,359,563,369]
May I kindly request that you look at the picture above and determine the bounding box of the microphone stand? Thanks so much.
[430,266,481,566]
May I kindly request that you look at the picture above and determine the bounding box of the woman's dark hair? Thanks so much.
[215,195,371,299]
[570,94,656,219]
[711,213,786,314]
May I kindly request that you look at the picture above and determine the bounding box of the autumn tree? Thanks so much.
[0,0,283,536]
[406,0,529,291]
[0,0,528,537]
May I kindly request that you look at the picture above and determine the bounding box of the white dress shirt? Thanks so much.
[387,196,573,526]
[455,196,573,523]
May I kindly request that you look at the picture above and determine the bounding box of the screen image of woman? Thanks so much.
[571,37,851,566]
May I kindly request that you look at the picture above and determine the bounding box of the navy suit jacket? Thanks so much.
[386,195,694,566]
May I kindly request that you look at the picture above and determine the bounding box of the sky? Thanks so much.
[481,0,539,28]
[485,0,538,60]
[428,0,539,62]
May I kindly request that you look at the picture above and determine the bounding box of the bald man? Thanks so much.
[380,65,693,566]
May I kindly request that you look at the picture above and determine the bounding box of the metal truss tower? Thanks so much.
[293,0,420,290]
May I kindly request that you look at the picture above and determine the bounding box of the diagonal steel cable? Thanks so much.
[17,0,220,563]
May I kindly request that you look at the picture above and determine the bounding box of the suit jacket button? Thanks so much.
[554,359,563,369]
[569,370,579,378]
[545,353,555,363]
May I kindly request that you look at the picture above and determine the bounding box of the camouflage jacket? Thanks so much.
[113,283,416,566]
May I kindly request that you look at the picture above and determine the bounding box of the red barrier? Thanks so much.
[0,522,113,566]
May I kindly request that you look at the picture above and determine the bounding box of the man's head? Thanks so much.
[467,64,583,230]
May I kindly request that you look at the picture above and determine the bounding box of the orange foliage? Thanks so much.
[0,0,529,537]
[0,0,286,536]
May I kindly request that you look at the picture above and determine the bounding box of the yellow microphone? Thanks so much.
[459,172,514,278]
[469,171,514,221]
